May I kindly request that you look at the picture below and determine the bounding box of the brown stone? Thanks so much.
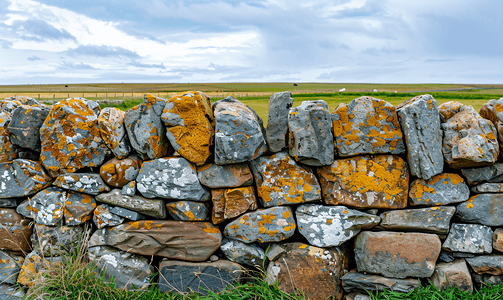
[99,155,142,188]
[0,209,32,252]
[494,228,503,253]
[430,259,473,292]
[197,163,253,188]
[317,155,409,209]
[211,187,258,224]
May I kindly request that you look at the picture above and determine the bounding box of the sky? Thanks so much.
[0,0,502,84]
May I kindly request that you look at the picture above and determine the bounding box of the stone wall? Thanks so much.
[1,92,503,299]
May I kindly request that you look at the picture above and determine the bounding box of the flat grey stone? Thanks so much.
[443,223,493,254]
[95,189,166,219]
[30,187,66,226]
[0,250,23,284]
[0,199,17,208]
[110,206,146,221]
[452,252,475,258]
[379,206,455,234]
[455,194,503,226]
[166,201,210,221]
[8,105,49,152]
[266,91,293,152]
[342,272,419,293]
[430,259,473,292]
[53,173,110,196]
[31,223,84,256]
[461,163,503,185]
[409,173,470,206]
[0,159,52,198]
[93,204,124,229]
[471,183,503,193]
[197,163,253,188]
[466,255,503,275]
[220,238,265,267]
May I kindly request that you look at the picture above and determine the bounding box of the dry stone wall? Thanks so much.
[1,92,503,299]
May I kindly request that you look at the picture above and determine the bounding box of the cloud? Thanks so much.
[10,19,77,42]
[424,58,455,63]
[56,62,96,70]
[0,39,12,49]
[127,61,166,69]
[64,45,141,59]
[27,55,43,61]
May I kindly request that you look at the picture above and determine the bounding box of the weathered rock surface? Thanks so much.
[466,255,503,275]
[161,91,214,165]
[443,223,493,254]
[318,155,408,209]
[0,250,23,284]
[211,187,257,224]
[0,209,32,252]
[31,223,83,256]
[494,228,503,253]
[17,251,64,286]
[136,157,209,201]
[0,199,17,208]
[296,204,380,247]
[166,201,210,221]
[224,207,296,243]
[266,91,293,152]
[354,231,441,278]
[53,173,109,195]
[379,206,455,234]
[110,206,146,221]
[29,187,65,226]
[89,221,222,261]
[249,151,321,207]
[93,204,124,228]
[342,272,420,293]
[408,173,469,206]
[95,189,166,219]
[97,107,130,159]
[197,163,253,188]
[0,111,19,163]
[479,98,503,156]
[288,100,334,165]
[220,238,265,267]
[89,245,154,290]
[0,159,52,198]
[0,283,24,299]
[121,181,136,196]
[472,273,503,289]
[455,194,503,226]
[158,260,245,295]
[64,191,96,225]
[213,96,266,165]
[8,105,49,152]
[460,163,503,185]
[99,156,142,188]
[333,96,405,157]
[430,259,473,292]
[439,101,499,168]
[266,242,350,300]
[471,183,503,193]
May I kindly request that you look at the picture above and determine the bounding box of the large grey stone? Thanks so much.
[296,204,380,247]
[31,223,83,256]
[97,107,131,159]
[266,91,293,152]
[8,105,49,152]
[461,163,503,185]
[430,259,473,292]
[95,189,166,219]
[0,159,52,198]
[197,163,253,188]
[466,255,503,275]
[409,173,469,206]
[30,187,66,226]
[379,206,455,234]
[0,250,23,284]
[455,194,503,226]
[53,173,110,196]
[443,223,493,254]
[220,238,265,267]
[342,272,419,293]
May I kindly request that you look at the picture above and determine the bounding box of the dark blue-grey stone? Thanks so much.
[8,106,49,151]
[455,194,503,226]
[443,223,493,254]
[110,206,146,221]
[266,92,293,153]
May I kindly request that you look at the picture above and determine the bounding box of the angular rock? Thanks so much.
[30,187,66,226]
[8,105,49,152]
[0,209,32,252]
[396,95,444,179]
[443,223,492,254]
[430,259,473,292]
[471,183,503,193]
[99,156,142,188]
[266,244,286,261]
[318,155,408,209]
[53,173,109,196]
[31,223,83,256]
[345,292,371,300]
[409,173,469,206]
[342,272,420,293]
[379,206,455,234]
[266,242,350,300]
[17,251,64,286]
[213,96,266,165]
[17,150,39,161]
[97,107,131,159]
[354,231,441,278]
[40,98,107,175]
[288,100,334,166]
[0,250,23,284]
[466,255,503,275]
[249,151,321,207]
[211,187,257,224]
[224,207,296,243]
[136,157,209,201]
[439,101,498,168]
[455,194,503,226]
[472,272,503,290]
[166,201,210,221]
[439,251,455,263]
[93,204,124,229]
[88,245,154,290]
[197,163,253,188]
[479,98,503,156]
[64,191,96,226]
[266,91,293,152]
[220,238,265,267]
[0,159,52,198]
[461,162,503,185]
[121,181,136,196]
[0,199,17,208]
[494,228,503,253]
[0,111,19,163]
[161,91,214,165]
[110,206,146,221]
[159,260,245,296]
[296,204,380,247]
[0,283,24,299]
[95,189,166,219]
[89,220,222,261]
[333,96,405,157]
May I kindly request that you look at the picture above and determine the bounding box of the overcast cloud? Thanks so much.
[0,0,501,84]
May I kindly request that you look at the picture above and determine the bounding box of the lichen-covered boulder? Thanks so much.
[53,173,110,195]
[409,173,470,206]
[455,194,503,226]
[479,98,503,156]
[8,105,50,152]
[396,95,443,179]
[161,91,214,165]
[30,187,66,226]
[249,151,321,207]
[197,163,253,188]
[0,209,32,252]
[31,223,83,256]
[288,100,334,166]
[95,189,166,219]
[220,238,265,267]
[0,111,19,163]
[213,96,266,165]
[93,204,124,229]
[40,98,107,175]
[64,191,96,225]
[317,155,408,209]
[211,187,258,224]
[333,96,405,157]
[442,223,493,254]
[430,259,473,292]
[379,206,455,234]
[17,251,64,286]
[0,159,52,198]
[97,107,131,159]
[266,91,293,152]
[439,101,498,168]
[166,201,210,221]
[460,163,503,185]
[99,156,142,188]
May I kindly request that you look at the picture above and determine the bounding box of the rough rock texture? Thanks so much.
[136,157,209,201]
[466,255,503,275]
[296,204,380,247]
[0,199,17,208]
[53,173,109,195]
[0,209,32,252]
[354,231,441,278]
[430,259,473,292]
[0,283,24,299]
[110,206,146,221]
[455,194,503,226]
[17,251,64,286]
[471,183,503,193]
[472,273,503,289]
[460,163,503,185]
[333,96,405,157]
[99,156,142,188]
[213,96,266,165]
[97,107,130,159]
[220,238,265,267]
[93,204,124,229]
[288,100,334,166]
[161,91,214,165]
[342,272,420,293]
[266,91,293,152]
[249,151,321,207]
[166,201,210,221]
[494,228,503,253]
[439,101,499,168]
[89,221,222,261]
[224,207,296,243]
[443,223,493,254]
[266,242,350,300]
[318,155,408,209]
[89,245,155,290]
[197,163,253,188]
[158,260,245,296]
[0,159,52,198]
[409,173,469,206]
[0,250,23,284]
[0,111,19,163]
[479,98,503,156]
[95,189,166,219]
[30,187,66,226]
[396,95,443,179]
[64,191,96,225]
[31,224,83,256]
[211,187,258,224]
[8,105,49,151]
[40,98,107,175]
[121,180,136,196]
[379,206,455,234]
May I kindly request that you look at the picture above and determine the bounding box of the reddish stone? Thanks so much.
[0,209,32,252]
[211,186,258,224]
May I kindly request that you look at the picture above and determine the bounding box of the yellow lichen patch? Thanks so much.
[203,222,220,233]
[144,220,153,230]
